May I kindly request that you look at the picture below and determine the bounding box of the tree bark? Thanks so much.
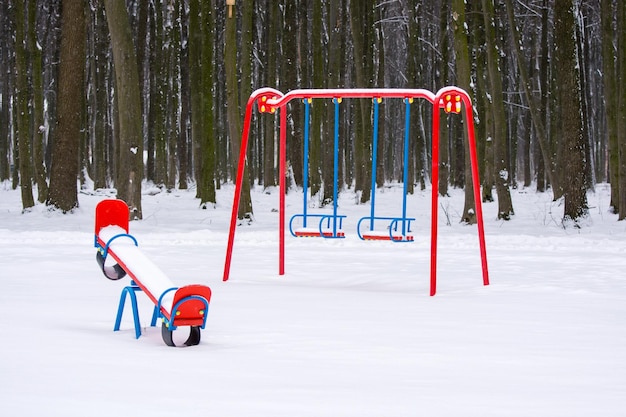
[481,0,514,220]
[554,0,588,222]
[226,1,253,220]
[283,0,302,190]
[29,0,48,202]
[166,0,180,191]
[103,0,144,219]
[309,0,323,201]
[504,0,559,197]
[437,1,450,197]
[452,0,476,224]
[14,0,35,211]
[88,2,109,189]
[325,0,343,205]
[191,0,216,206]
[201,0,217,202]
[178,0,190,190]
[617,0,626,220]
[263,0,277,189]
[0,1,9,183]
[47,0,85,212]
[0,0,9,182]
[349,0,374,204]
[150,1,167,186]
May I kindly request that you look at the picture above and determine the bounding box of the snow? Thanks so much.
[1,181,625,416]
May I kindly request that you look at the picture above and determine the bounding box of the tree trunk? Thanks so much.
[504,0,559,197]
[325,0,343,205]
[540,0,554,195]
[467,0,493,202]
[29,0,48,202]
[349,0,374,204]
[166,0,180,191]
[178,0,190,190]
[14,0,35,211]
[0,0,9,183]
[452,0,476,224]
[437,1,450,197]
[283,0,302,190]
[309,0,323,200]
[481,0,514,220]
[617,0,626,220]
[226,2,253,220]
[407,0,421,191]
[199,0,216,205]
[0,0,9,182]
[103,0,144,220]
[554,0,588,222]
[89,2,110,189]
[263,0,277,189]
[46,0,85,212]
[151,1,167,187]
[189,0,216,205]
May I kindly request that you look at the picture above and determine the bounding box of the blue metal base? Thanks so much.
[114,283,158,339]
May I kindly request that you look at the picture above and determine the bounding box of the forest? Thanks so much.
[1,0,625,225]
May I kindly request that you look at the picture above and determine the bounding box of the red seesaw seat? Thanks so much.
[94,199,212,347]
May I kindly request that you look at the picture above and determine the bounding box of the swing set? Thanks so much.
[223,87,489,296]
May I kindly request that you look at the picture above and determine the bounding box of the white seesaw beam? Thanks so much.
[98,225,176,313]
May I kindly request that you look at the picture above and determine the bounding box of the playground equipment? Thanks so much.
[223,87,489,296]
[288,97,346,238]
[357,97,414,242]
[94,199,212,346]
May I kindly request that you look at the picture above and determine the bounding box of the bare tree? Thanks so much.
[554,0,588,223]
[480,0,514,220]
[103,0,144,219]
[349,0,375,204]
[504,0,559,197]
[46,0,86,212]
[452,0,477,224]
[601,0,618,213]
[616,0,626,220]
[0,0,10,183]
[14,0,35,211]
[226,1,253,220]
[29,0,48,202]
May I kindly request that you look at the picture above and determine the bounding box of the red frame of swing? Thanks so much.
[222,87,489,296]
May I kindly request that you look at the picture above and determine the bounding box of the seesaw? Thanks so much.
[94,199,212,347]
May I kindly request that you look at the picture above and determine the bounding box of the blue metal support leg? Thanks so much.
[114,283,143,339]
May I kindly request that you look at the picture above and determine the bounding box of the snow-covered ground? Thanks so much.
[1,181,625,416]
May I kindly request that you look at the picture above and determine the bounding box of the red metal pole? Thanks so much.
[223,88,282,281]
[430,99,441,296]
[279,106,287,275]
[430,86,490,294]
[462,96,490,287]
[222,107,252,281]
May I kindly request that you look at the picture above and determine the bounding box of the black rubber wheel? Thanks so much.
[161,322,176,347]
[184,326,201,346]
[96,252,126,280]
[161,323,201,347]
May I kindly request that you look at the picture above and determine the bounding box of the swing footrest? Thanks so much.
[361,231,414,241]
[357,216,415,242]
[293,228,346,238]
[289,213,347,238]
